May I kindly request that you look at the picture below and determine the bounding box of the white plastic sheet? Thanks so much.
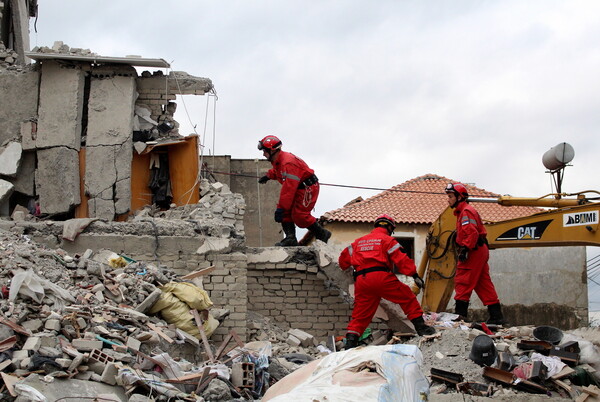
[263,344,429,402]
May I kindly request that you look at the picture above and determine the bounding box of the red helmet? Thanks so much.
[258,135,282,151]
[445,182,469,199]
[374,214,396,233]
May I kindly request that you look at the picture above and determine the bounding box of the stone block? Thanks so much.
[286,334,301,347]
[23,337,42,351]
[44,319,61,331]
[0,179,14,206]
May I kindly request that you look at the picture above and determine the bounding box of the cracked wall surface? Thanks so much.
[85,74,135,219]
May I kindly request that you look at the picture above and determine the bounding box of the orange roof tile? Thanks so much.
[322,174,542,225]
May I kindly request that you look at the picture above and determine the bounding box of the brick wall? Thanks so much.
[247,261,351,338]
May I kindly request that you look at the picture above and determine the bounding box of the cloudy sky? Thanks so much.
[31,1,600,307]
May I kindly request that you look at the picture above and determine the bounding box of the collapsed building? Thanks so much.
[2,1,600,401]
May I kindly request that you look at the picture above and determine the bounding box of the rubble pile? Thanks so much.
[402,316,600,400]
[0,228,268,401]
[30,41,97,58]
[130,179,246,240]
[0,42,20,69]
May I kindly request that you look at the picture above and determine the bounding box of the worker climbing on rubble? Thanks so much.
[257,135,331,246]
[338,214,435,348]
[445,182,506,325]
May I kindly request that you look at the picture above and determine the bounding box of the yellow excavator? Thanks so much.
[416,143,600,313]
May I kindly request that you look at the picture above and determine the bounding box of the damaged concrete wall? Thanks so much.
[86,73,136,219]
[35,147,80,213]
[209,156,281,247]
[0,67,38,145]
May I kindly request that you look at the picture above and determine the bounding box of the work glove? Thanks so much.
[457,246,469,262]
[274,208,284,223]
[258,175,269,184]
[412,273,425,290]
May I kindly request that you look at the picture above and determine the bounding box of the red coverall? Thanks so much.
[265,150,319,228]
[338,227,424,337]
[453,201,500,306]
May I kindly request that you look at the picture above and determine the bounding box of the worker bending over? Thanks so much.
[445,182,505,325]
[258,135,331,246]
[338,214,435,348]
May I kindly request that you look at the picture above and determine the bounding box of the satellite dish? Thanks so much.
[542,142,575,171]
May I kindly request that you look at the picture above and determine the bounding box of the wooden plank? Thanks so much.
[215,333,234,361]
[195,367,212,394]
[583,385,600,397]
[191,309,214,362]
[147,322,174,344]
[181,266,216,280]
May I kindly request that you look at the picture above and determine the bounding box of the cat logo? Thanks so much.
[495,220,552,241]
[563,211,599,227]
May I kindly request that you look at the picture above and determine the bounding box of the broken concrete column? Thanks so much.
[35,147,81,214]
[36,61,85,149]
[85,75,135,219]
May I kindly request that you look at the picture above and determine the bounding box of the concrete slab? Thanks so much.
[36,147,80,214]
[247,248,290,264]
[0,179,15,205]
[14,373,127,402]
[36,61,85,149]
[197,237,232,254]
[0,142,22,177]
[10,151,35,196]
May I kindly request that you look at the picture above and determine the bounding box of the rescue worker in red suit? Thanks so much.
[257,135,331,246]
[445,183,505,325]
[338,215,435,348]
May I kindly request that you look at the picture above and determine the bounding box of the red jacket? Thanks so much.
[339,227,417,276]
[266,150,315,211]
[454,202,487,250]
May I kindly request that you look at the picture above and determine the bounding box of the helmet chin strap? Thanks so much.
[451,196,465,208]
[267,149,280,162]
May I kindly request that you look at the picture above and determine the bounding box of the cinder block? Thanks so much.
[126,337,141,351]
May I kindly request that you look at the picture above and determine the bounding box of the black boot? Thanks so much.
[308,221,331,243]
[454,300,469,321]
[275,222,298,247]
[344,333,359,349]
[486,303,506,326]
[411,316,436,336]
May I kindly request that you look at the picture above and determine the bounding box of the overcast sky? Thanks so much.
[31,0,600,219]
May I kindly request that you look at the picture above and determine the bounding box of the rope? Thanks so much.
[203,168,499,198]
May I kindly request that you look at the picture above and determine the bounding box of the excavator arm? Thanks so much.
[417,193,600,313]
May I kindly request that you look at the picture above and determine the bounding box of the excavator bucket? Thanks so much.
[418,207,457,313]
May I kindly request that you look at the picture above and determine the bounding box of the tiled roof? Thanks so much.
[322,174,542,225]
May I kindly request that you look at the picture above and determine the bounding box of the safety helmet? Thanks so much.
[445,182,469,199]
[258,135,282,152]
[469,335,497,366]
[374,214,396,234]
